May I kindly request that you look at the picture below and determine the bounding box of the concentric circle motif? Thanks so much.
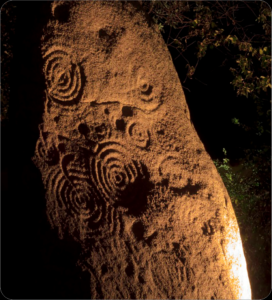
[44,161,105,230]
[35,137,47,160]
[139,80,150,93]
[35,137,59,165]
[90,142,144,206]
[127,121,150,148]
[139,80,153,102]
[137,72,154,102]
[43,49,82,103]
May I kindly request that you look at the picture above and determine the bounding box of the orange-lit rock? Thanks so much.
[33,1,251,298]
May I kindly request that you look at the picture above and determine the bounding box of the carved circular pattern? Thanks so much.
[139,80,150,93]
[137,71,154,102]
[45,165,105,226]
[127,121,150,148]
[44,49,82,103]
[36,138,47,160]
[90,142,144,205]
[35,137,59,165]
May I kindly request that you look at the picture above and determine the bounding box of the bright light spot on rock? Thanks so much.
[224,218,251,299]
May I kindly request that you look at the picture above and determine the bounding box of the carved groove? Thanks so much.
[35,138,47,161]
[127,121,150,149]
[44,49,82,103]
[90,142,144,206]
[151,251,186,298]
[35,129,59,165]
[43,155,108,229]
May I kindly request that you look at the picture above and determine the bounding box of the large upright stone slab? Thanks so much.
[33,1,251,299]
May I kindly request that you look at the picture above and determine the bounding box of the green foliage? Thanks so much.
[146,1,271,186]
[231,118,240,125]
[214,148,270,217]
[145,0,271,100]
[186,64,195,79]
[214,148,271,297]
[158,23,164,32]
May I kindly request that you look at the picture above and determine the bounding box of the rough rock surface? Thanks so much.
[33,1,251,299]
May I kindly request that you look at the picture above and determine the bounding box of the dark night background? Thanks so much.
[1,1,271,299]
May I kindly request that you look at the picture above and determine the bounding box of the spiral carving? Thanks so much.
[43,153,106,228]
[90,142,144,206]
[35,138,47,160]
[44,49,82,103]
[35,137,59,165]
[138,79,153,102]
[127,121,150,148]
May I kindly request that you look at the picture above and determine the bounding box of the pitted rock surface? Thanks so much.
[33,1,251,299]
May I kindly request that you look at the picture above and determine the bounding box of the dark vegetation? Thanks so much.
[1,1,271,299]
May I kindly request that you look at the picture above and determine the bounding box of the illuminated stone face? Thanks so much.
[33,1,251,299]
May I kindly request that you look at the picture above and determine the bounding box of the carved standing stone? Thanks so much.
[33,1,251,299]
